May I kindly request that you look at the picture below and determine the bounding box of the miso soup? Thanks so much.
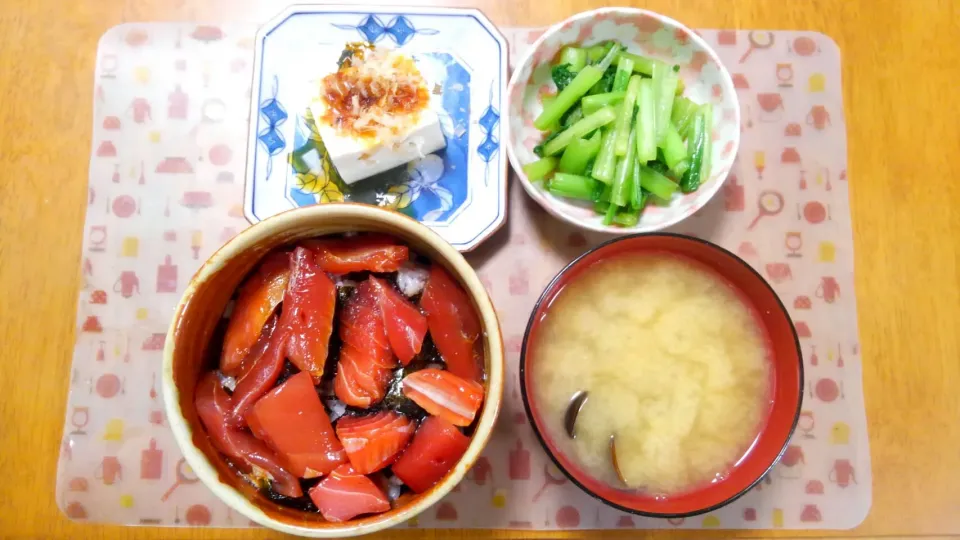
[530,254,771,495]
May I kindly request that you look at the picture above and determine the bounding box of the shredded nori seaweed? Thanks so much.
[262,478,321,512]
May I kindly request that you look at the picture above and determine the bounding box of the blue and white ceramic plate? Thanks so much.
[244,5,508,251]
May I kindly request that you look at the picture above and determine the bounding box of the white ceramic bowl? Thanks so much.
[162,203,504,537]
[505,8,740,234]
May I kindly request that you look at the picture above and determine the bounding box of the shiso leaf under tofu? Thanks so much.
[288,107,347,201]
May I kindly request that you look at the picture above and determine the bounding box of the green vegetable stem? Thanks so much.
[635,78,657,163]
[591,125,619,184]
[542,106,617,157]
[659,124,687,172]
[671,97,698,138]
[522,157,558,181]
[679,110,707,193]
[582,91,625,115]
[610,127,638,207]
[612,55,635,92]
[534,44,621,130]
[652,62,678,144]
[548,172,603,201]
[615,51,660,76]
[558,130,603,174]
[558,47,587,72]
[613,75,642,156]
[640,165,680,200]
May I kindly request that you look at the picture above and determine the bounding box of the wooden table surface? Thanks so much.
[1,0,958,538]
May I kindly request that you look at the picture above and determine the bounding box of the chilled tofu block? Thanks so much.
[309,100,446,185]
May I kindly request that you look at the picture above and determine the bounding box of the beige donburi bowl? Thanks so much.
[162,203,504,537]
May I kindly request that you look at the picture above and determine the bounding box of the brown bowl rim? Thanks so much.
[162,202,504,536]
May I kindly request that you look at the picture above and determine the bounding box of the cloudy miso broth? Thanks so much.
[530,254,771,495]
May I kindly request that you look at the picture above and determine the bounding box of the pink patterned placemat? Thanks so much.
[58,23,869,530]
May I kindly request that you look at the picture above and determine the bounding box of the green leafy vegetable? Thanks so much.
[679,110,707,193]
[533,131,562,158]
[558,47,587,72]
[558,131,602,174]
[614,51,659,76]
[647,159,676,179]
[533,44,619,130]
[610,127,637,206]
[671,96,698,137]
[582,91,625,115]
[613,76,642,156]
[549,173,603,201]
[640,165,680,200]
[591,126,618,183]
[559,105,583,129]
[551,64,577,92]
[586,41,616,63]
[635,78,657,162]
[542,106,617,157]
[528,39,712,227]
[613,206,641,227]
[659,124,687,171]
[523,157,558,181]
[612,55,635,93]
[590,66,618,94]
[583,159,595,178]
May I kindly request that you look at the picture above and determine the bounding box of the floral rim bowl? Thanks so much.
[505,8,740,234]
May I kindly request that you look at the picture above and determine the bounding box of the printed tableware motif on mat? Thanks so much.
[508,9,740,233]
[59,22,869,529]
[245,6,508,252]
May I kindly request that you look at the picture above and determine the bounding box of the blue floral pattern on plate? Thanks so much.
[477,81,501,186]
[243,6,508,251]
[332,14,439,45]
[256,75,287,180]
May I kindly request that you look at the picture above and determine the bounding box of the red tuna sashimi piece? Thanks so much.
[246,372,346,478]
[391,416,470,493]
[334,279,396,407]
[220,252,289,378]
[369,276,427,365]
[229,313,288,426]
[308,464,390,522]
[280,246,337,382]
[194,372,301,497]
[305,234,409,274]
[231,246,339,423]
[335,411,415,474]
[401,368,484,427]
[420,265,483,382]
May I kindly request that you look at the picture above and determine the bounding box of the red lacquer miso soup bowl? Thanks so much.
[519,233,802,518]
[162,204,504,537]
